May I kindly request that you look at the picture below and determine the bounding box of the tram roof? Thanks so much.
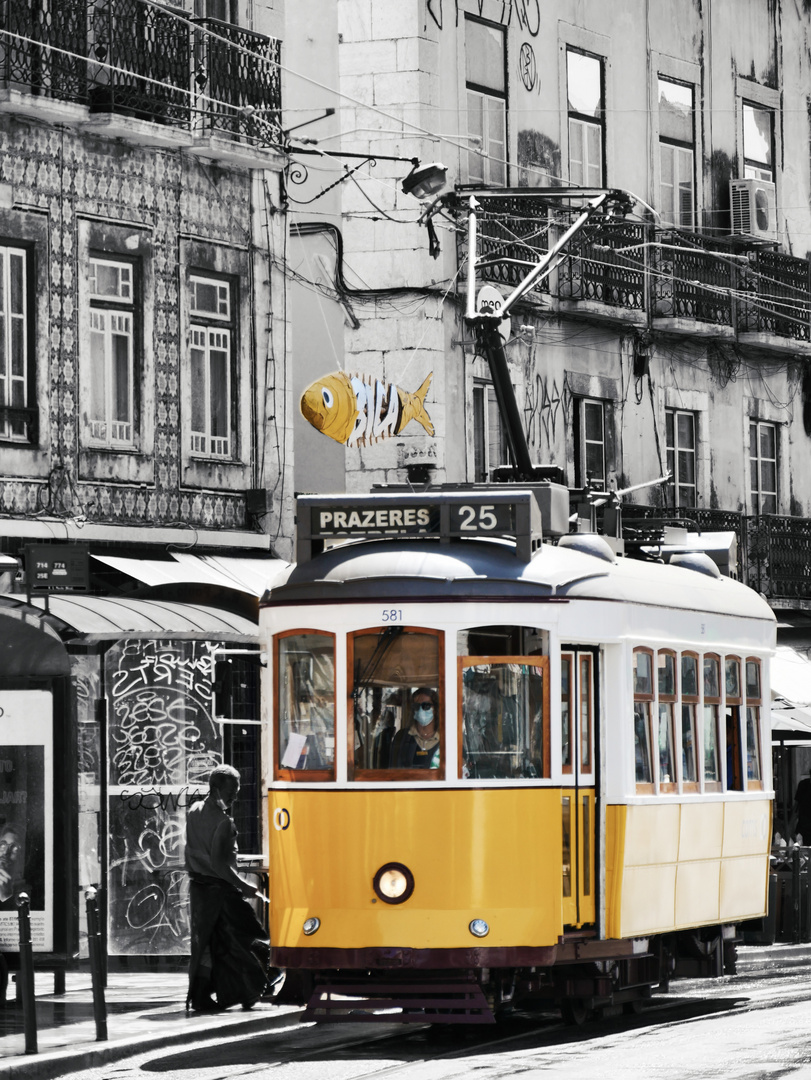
[261,535,775,623]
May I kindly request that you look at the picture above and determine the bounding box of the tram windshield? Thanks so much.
[350,628,443,778]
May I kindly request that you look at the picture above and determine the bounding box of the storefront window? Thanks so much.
[276,632,335,779]
[460,658,547,779]
[350,628,443,779]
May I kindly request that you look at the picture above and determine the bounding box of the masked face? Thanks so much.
[414,702,434,727]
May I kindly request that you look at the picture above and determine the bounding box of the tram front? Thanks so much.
[261,488,590,1023]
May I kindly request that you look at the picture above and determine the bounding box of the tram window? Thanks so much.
[350,628,443,780]
[681,653,699,790]
[633,649,654,791]
[561,655,573,774]
[275,632,335,780]
[724,656,743,791]
[703,655,722,792]
[745,658,763,790]
[460,657,548,779]
[579,654,593,773]
[657,652,677,791]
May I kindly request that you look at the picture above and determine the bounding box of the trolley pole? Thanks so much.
[16,892,37,1055]
[85,887,108,1041]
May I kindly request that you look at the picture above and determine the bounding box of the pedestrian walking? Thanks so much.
[185,764,269,1012]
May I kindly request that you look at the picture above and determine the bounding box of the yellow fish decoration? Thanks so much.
[300,371,435,447]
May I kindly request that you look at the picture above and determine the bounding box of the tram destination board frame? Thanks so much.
[296,490,545,563]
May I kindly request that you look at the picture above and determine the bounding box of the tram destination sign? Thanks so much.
[296,490,548,563]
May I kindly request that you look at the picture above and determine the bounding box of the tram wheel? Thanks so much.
[622,998,645,1016]
[561,998,592,1026]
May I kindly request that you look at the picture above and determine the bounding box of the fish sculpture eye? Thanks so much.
[322,387,334,407]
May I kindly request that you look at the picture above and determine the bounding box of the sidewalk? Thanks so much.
[0,970,301,1080]
[2,945,810,1080]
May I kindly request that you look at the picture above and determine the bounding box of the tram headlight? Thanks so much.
[302,917,321,936]
[469,919,489,938]
[373,862,415,905]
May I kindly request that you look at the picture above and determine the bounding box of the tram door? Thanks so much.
[560,648,597,928]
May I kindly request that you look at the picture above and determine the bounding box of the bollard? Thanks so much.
[793,847,803,945]
[16,892,37,1055]
[85,888,108,1042]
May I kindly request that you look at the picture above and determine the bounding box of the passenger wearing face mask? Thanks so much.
[389,688,440,769]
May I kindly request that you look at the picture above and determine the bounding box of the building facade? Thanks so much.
[291,0,811,615]
[0,0,291,962]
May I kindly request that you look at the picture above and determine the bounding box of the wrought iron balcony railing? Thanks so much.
[0,0,88,102]
[465,194,551,295]
[466,203,811,345]
[0,0,282,146]
[193,19,281,144]
[557,219,647,310]
[652,230,736,326]
[738,249,811,343]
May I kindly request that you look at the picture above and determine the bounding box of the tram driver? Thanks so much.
[388,688,440,769]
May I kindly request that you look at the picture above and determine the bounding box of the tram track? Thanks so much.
[137,980,789,1080]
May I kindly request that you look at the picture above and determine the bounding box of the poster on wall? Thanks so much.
[105,639,224,956]
[0,690,53,951]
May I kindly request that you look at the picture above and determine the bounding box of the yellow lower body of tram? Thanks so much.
[268,789,770,955]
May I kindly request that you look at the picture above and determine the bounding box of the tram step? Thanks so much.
[303,979,496,1024]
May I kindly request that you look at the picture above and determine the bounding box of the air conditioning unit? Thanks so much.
[730,178,777,242]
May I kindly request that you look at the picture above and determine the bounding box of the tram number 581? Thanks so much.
[457,504,498,531]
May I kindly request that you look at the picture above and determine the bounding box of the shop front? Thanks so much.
[0,594,263,964]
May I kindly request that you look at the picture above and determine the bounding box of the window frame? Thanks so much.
[742,100,774,182]
[724,655,744,792]
[744,656,763,792]
[680,650,700,793]
[87,253,139,451]
[749,418,778,514]
[703,652,723,792]
[464,14,507,187]
[0,240,35,446]
[457,654,550,781]
[566,47,605,187]
[274,629,336,783]
[472,381,508,482]
[633,647,655,794]
[657,75,696,229]
[666,408,697,508]
[348,626,445,783]
[189,271,237,461]
[573,396,607,488]
[656,650,678,793]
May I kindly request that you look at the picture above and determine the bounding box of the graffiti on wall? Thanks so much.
[107,788,202,955]
[106,639,224,955]
[442,0,539,33]
[108,640,222,788]
[300,371,434,447]
[525,372,564,456]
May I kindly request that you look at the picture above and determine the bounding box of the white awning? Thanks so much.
[771,645,811,707]
[92,553,291,597]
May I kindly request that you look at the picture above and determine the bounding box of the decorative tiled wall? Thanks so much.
[0,115,263,531]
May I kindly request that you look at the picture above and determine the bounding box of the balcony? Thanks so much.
[621,504,811,609]
[0,0,282,163]
[466,195,811,352]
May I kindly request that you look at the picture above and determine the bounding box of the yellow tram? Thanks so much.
[261,487,775,1023]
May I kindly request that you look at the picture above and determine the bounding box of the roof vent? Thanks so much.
[669,552,721,579]
[558,534,616,563]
